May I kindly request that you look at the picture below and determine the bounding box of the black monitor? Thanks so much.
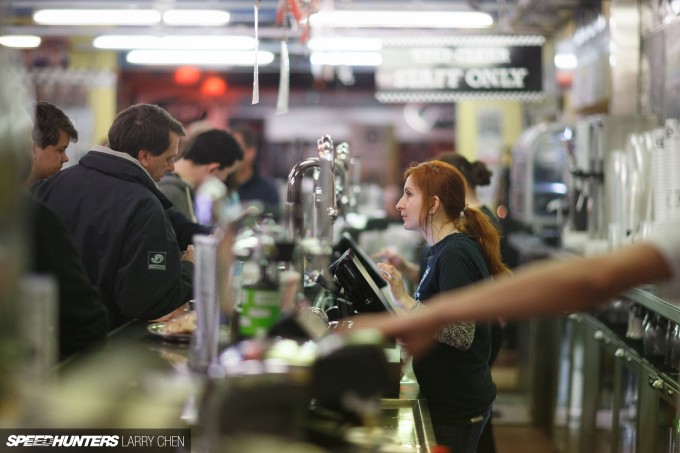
[334,231,387,290]
[329,248,395,314]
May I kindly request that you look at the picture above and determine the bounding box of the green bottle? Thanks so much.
[238,260,281,339]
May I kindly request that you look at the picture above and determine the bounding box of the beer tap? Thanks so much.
[285,134,339,244]
[315,135,338,245]
[284,134,343,292]
[333,142,352,216]
[285,157,319,242]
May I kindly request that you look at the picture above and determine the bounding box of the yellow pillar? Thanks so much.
[69,39,117,145]
[455,100,524,208]
[456,100,523,161]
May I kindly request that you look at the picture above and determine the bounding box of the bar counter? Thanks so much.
[53,319,436,452]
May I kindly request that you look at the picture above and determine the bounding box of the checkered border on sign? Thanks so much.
[375,91,546,103]
[382,35,546,48]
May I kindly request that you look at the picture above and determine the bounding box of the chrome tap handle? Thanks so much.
[334,142,351,214]
[317,134,334,157]
[317,134,337,223]
[285,156,320,242]
[319,148,337,241]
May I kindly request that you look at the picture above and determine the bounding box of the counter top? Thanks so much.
[53,320,437,452]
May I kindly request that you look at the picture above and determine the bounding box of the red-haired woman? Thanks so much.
[377,160,510,453]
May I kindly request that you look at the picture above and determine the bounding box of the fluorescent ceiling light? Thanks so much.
[309,11,493,28]
[162,10,230,26]
[94,35,255,50]
[126,50,275,66]
[34,9,161,26]
[34,8,229,27]
[554,53,577,69]
[0,35,41,48]
[310,51,382,67]
[307,37,382,51]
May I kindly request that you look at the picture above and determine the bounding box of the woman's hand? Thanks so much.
[372,247,421,287]
[377,262,413,310]
[372,247,406,270]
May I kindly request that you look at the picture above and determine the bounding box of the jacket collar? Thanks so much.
[81,145,173,209]
[90,145,155,181]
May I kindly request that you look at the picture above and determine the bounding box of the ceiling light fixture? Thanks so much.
[308,11,493,29]
[126,50,275,67]
[307,37,382,51]
[0,35,41,48]
[554,53,577,69]
[34,8,230,27]
[310,51,382,67]
[94,35,256,50]
[33,9,161,26]
[162,10,230,26]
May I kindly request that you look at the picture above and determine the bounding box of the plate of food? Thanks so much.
[147,310,196,343]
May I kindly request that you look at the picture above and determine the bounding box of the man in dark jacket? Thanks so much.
[37,104,195,329]
[26,195,109,360]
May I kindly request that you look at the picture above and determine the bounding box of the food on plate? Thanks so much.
[162,310,197,335]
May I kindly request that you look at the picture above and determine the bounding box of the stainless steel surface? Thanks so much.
[284,135,341,282]
[334,142,351,216]
[285,156,320,242]
[377,398,436,452]
[638,364,678,453]
[625,287,680,326]
[574,115,659,240]
[509,122,572,232]
[315,134,337,244]
[558,311,680,453]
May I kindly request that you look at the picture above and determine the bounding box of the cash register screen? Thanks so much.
[334,231,387,290]
[330,240,396,314]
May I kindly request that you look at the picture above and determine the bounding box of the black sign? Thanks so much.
[375,35,544,103]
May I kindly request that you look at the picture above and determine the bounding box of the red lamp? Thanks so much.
[200,76,227,96]
[174,66,201,85]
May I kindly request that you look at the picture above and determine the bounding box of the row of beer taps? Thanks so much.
[283,134,360,292]
[285,134,358,248]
